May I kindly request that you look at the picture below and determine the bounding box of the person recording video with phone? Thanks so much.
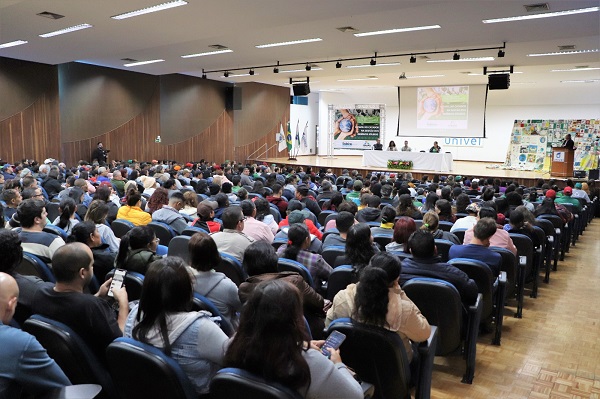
[91,142,110,166]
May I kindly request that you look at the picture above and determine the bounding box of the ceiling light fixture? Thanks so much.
[337,77,379,82]
[410,55,417,63]
[336,61,342,68]
[0,40,28,49]
[249,69,255,76]
[280,67,323,73]
[346,62,400,69]
[221,72,256,78]
[528,49,598,57]
[561,79,600,83]
[181,49,232,58]
[273,61,280,73]
[39,23,93,38]
[354,24,441,37]
[255,38,322,49]
[427,56,495,63]
[498,49,505,57]
[201,71,207,79]
[453,52,460,60]
[482,6,599,24]
[305,63,312,71]
[124,59,165,67]
[406,74,445,79]
[370,58,377,66]
[112,0,188,20]
[551,67,600,72]
[224,71,229,78]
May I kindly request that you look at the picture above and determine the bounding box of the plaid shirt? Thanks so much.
[277,246,332,287]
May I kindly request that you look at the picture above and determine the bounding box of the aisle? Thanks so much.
[429,220,600,398]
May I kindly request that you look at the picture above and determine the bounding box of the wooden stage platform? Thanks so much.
[253,155,590,188]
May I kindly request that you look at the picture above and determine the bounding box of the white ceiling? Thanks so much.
[0,0,599,92]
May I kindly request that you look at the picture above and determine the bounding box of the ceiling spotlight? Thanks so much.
[370,58,377,66]
[274,61,280,73]
[453,52,460,61]
[224,71,229,78]
[410,55,417,63]
[336,61,342,68]
[249,69,255,76]
[498,49,505,58]
[305,63,311,71]
[202,73,207,79]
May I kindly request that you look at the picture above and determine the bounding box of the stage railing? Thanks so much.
[246,143,278,161]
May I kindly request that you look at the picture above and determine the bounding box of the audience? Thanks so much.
[115,226,161,274]
[463,206,517,256]
[240,200,274,243]
[85,200,120,252]
[117,189,151,226]
[333,223,379,272]
[17,199,66,264]
[420,211,461,244]
[67,221,115,282]
[386,216,417,253]
[210,206,254,262]
[151,191,189,234]
[449,217,502,276]
[52,197,79,234]
[450,203,479,232]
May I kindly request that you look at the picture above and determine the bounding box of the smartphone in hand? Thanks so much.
[108,269,126,297]
[321,331,346,357]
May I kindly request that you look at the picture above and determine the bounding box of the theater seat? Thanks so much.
[210,367,302,399]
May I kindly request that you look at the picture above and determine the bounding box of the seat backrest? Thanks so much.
[321,245,345,266]
[181,225,209,236]
[325,265,355,301]
[210,368,302,399]
[402,278,463,355]
[23,315,117,399]
[508,233,534,276]
[168,235,192,264]
[43,224,68,240]
[277,258,314,288]
[326,318,411,399]
[318,210,337,226]
[111,219,135,238]
[320,229,339,242]
[452,228,467,244]
[488,247,517,298]
[448,258,494,321]
[269,205,282,223]
[191,293,234,337]
[271,238,288,250]
[434,239,455,262]
[215,252,247,287]
[19,252,55,282]
[105,269,145,301]
[372,233,393,249]
[535,218,555,237]
[438,221,454,232]
[536,214,563,229]
[323,213,338,228]
[45,202,61,223]
[106,337,197,399]
[148,221,177,246]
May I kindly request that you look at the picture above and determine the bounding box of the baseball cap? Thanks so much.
[563,187,572,195]
[200,199,218,210]
[466,203,480,214]
[288,210,306,224]
[574,183,582,189]
[545,189,556,199]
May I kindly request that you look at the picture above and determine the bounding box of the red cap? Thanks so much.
[545,189,556,199]
[563,187,572,195]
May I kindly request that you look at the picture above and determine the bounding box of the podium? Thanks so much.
[551,147,574,177]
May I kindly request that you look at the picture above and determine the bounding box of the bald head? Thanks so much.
[0,272,19,324]
[52,242,94,283]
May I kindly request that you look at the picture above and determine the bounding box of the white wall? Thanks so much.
[289,93,319,156]
[316,85,600,162]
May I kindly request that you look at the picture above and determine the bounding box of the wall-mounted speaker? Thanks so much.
[292,82,310,96]
[589,169,599,180]
[488,73,510,90]
[225,86,242,110]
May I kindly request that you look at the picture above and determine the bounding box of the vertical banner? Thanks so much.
[330,104,385,150]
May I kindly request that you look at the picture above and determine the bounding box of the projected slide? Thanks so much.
[417,86,468,129]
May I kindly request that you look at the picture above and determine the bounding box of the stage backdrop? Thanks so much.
[329,104,384,150]
[505,119,599,171]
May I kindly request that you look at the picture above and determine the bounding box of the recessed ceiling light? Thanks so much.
[280,67,323,73]
[181,49,232,58]
[528,49,598,57]
[346,62,400,69]
[482,6,599,23]
[124,59,165,67]
[39,23,93,38]
[336,77,379,82]
[561,79,600,83]
[427,57,495,63]
[354,25,441,37]
[0,40,28,49]
[255,38,322,48]
[551,67,600,72]
[36,11,64,20]
[468,71,523,76]
[112,0,188,20]
[220,73,258,78]
[406,74,445,79]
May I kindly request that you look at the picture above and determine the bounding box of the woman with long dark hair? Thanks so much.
[85,200,120,252]
[124,257,228,396]
[420,192,439,213]
[53,197,79,234]
[396,194,422,220]
[334,223,378,272]
[114,225,161,274]
[68,221,115,281]
[225,279,362,398]
[435,199,456,223]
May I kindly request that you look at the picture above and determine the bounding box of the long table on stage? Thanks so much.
[362,150,453,172]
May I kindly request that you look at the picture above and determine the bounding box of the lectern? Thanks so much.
[551,147,574,177]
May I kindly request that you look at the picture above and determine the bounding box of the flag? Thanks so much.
[295,120,301,148]
[301,121,308,148]
[278,123,286,152]
[286,121,293,152]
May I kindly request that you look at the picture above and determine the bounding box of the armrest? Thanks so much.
[467,293,483,325]
[416,326,438,399]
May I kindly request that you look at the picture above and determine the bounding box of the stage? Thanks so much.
[253,155,591,187]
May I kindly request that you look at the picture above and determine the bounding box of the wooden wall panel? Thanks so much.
[234,106,290,163]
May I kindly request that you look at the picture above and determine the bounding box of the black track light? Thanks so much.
[224,71,229,78]
[249,69,255,76]
[274,61,280,73]
[202,73,207,79]
[336,61,342,69]
[498,49,505,58]
[370,58,376,66]
[453,52,460,61]
[305,63,311,71]
[410,55,416,64]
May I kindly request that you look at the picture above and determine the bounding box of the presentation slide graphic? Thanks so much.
[332,106,383,150]
[417,86,469,129]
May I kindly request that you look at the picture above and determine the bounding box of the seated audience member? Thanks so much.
[124,257,228,396]
[324,200,358,231]
[2,189,22,221]
[295,185,321,217]
[571,182,591,203]
[146,186,169,214]
[68,221,115,282]
[449,217,502,276]
[401,230,478,307]
[322,192,344,212]
[180,190,199,220]
[396,194,422,220]
[93,185,119,224]
[240,200,274,243]
[505,207,541,249]
[356,194,382,223]
[221,182,238,203]
[322,211,355,249]
[239,241,326,336]
[275,210,323,253]
[326,253,431,362]
[151,191,189,234]
[192,201,221,233]
[420,192,439,214]
[213,193,230,219]
[435,199,456,223]
[41,169,62,200]
[0,273,71,397]
[455,193,472,214]
[225,279,362,399]
[67,187,88,220]
[537,191,572,224]
[450,202,479,233]
[189,232,241,328]
[334,223,379,272]
[279,200,323,240]
[316,181,335,202]
[463,207,517,256]
[386,216,417,252]
[0,230,53,324]
[140,176,158,197]
[266,183,288,217]
[277,224,332,288]
[420,211,461,245]
[254,197,279,235]
[52,197,79,234]
[117,189,151,226]
[346,180,363,205]
[17,199,66,264]
[210,206,255,263]
[32,243,128,363]
[555,186,581,211]
[85,200,120,252]
[115,226,161,275]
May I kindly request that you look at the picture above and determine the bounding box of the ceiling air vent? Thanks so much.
[209,44,229,50]
[336,26,359,33]
[37,11,65,19]
[524,3,549,12]
[558,45,576,51]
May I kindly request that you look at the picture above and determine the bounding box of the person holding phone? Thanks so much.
[326,252,430,362]
[225,279,362,399]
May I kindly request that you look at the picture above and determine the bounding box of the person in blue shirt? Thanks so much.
[448,217,501,276]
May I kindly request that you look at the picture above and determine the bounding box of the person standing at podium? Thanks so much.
[562,134,575,150]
